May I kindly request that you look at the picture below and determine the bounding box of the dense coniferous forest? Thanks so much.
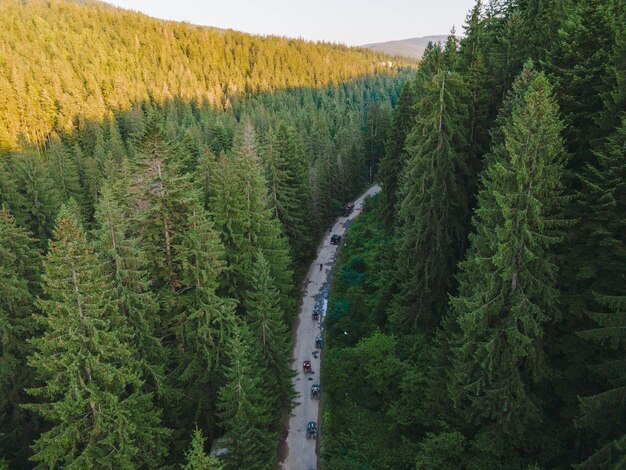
[323,0,626,469]
[0,1,409,468]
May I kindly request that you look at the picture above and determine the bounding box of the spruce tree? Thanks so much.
[93,180,165,394]
[389,65,470,334]
[46,133,84,208]
[13,152,60,244]
[133,111,198,289]
[210,121,294,317]
[244,252,296,423]
[546,0,616,164]
[181,428,223,470]
[217,324,274,470]
[0,208,41,466]
[377,82,416,228]
[449,66,567,447]
[25,202,170,468]
[171,207,237,433]
[262,123,315,264]
[571,117,626,469]
[575,294,626,470]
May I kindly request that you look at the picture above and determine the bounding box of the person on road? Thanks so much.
[319,263,323,271]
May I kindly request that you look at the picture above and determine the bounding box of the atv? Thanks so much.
[307,421,318,440]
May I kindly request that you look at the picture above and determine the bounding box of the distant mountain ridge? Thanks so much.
[363,35,448,59]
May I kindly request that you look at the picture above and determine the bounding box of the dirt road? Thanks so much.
[281,185,381,470]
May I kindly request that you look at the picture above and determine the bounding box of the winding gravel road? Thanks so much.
[280,185,381,470]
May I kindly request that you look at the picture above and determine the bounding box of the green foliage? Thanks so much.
[244,252,296,424]
[26,202,170,468]
[210,121,294,317]
[262,123,315,264]
[450,66,567,445]
[217,325,274,470]
[377,82,416,228]
[0,208,41,466]
[390,51,470,334]
[0,0,411,151]
[93,180,165,394]
[170,207,238,436]
[182,428,224,470]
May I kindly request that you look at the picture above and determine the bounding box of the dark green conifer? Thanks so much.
[449,66,566,445]
[181,428,224,470]
[217,324,274,470]
[0,208,41,466]
[93,180,165,394]
[26,202,170,468]
[390,65,470,333]
[263,123,314,263]
[210,121,294,317]
[171,207,237,432]
[377,82,416,228]
[244,252,296,423]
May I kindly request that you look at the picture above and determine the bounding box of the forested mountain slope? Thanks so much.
[0,1,411,468]
[323,0,626,469]
[363,35,447,59]
[0,0,407,151]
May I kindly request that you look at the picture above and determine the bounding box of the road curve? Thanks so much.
[281,185,381,470]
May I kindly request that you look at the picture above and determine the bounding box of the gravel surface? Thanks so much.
[280,185,381,470]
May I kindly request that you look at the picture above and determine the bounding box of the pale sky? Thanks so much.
[102,0,476,46]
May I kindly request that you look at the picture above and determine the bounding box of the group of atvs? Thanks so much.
[303,333,323,440]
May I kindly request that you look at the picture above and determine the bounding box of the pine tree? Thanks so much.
[195,147,217,210]
[0,159,26,226]
[570,117,626,469]
[389,65,470,334]
[0,208,41,466]
[217,324,274,470]
[458,0,491,183]
[244,252,296,423]
[181,428,224,470]
[449,66,567,447]
[25,202,170,468]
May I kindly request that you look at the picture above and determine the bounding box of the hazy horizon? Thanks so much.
[102,0,475,46]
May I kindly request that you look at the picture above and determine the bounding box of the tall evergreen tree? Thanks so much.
[0,208,41,466]
[93,180,165,394]
[210,121,294,317]
[46,133,84,208]
[389,65,470,334]
[570,116,626,469]
[181,428,224,470]
[546,0,617,164]
[133,111,198,289]
[171,207,237,434]
[244,252,296,423]
[262,123,315,264]
[217,324,274,470]
[575,294,626,470]
[12,152,60,243]
[377,82,416,228]
[25,202,170,468]
[449,66,567,450]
